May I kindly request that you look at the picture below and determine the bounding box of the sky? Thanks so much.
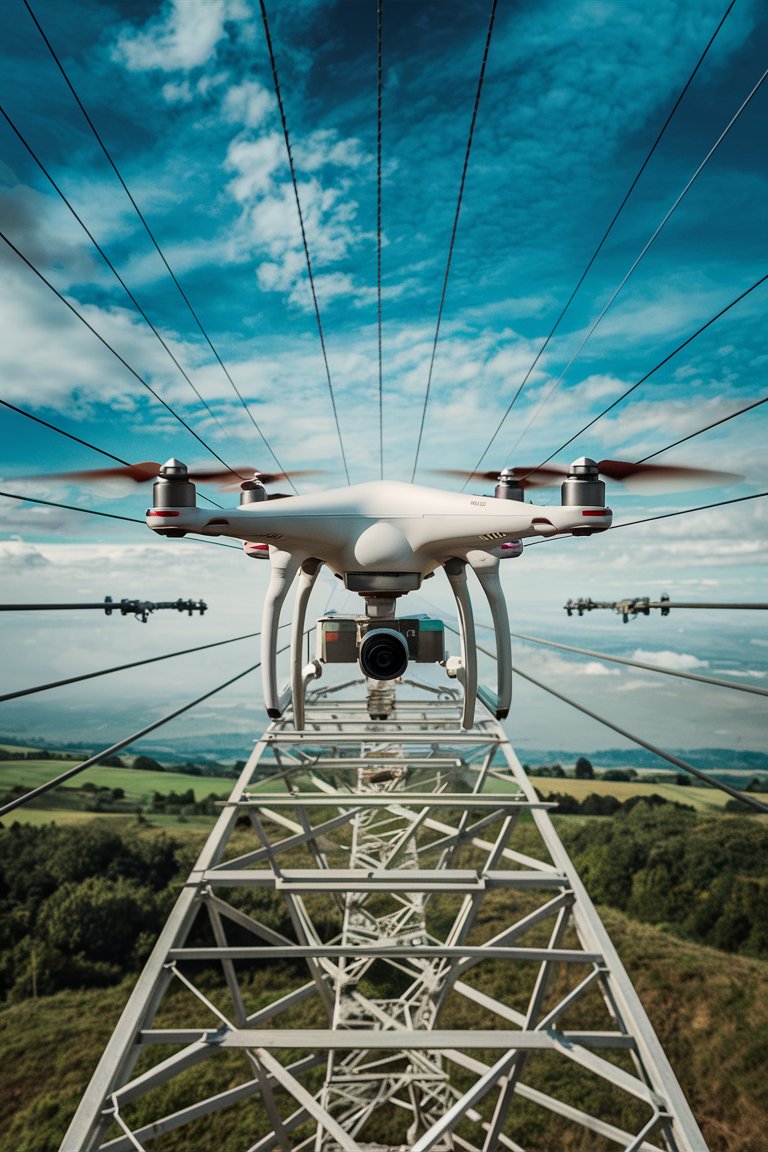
[0,0,766,759]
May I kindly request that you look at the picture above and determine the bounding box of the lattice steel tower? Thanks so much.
[60,677,708,1151]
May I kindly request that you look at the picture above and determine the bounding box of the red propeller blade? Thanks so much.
[215,469,322,491]
[20,461,164,484]
[435,460,742,492]
[595,459,743,487]
[18,463,321,489]
[433,466,565,488]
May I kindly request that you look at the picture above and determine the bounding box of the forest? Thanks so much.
[2,798,767,1003]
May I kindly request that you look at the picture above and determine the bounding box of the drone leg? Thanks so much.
[444,558,477,730]
[262,548,303,718]
[291,559,322,731]
[467,551,511,719]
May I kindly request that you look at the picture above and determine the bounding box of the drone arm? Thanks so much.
[466,550,511,719]
[262,548,304,718]
[444,558,477,730]
[290,559,322,730]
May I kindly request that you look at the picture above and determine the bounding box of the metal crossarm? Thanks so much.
[60,683,708,1152]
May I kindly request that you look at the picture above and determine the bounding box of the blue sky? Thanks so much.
[0,0,766,755]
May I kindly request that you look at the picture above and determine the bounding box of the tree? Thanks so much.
[574,756,594,779]
[132,754,163,772]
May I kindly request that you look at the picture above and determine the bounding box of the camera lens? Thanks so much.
[359,628,409,681]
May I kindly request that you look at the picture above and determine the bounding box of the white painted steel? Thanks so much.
[60,681,707,1152]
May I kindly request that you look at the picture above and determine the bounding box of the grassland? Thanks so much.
[0,757,236,829]
[1,745,766,1149]
[0,904,765,1152]
[483,767,737,812]
[529,772,735,812]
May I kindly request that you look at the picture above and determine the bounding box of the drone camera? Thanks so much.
[317,615,445,681]
[359,629,410,680]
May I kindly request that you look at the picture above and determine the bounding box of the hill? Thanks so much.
[0,907,765,1152]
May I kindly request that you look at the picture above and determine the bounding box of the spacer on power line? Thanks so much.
[0,596,208,623]
[565,593,768,622]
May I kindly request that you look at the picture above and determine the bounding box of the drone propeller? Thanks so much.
[20,462,318,489]
[436,459,743,491]
[436,465,565,490]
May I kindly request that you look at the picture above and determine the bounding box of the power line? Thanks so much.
[529,271,768,471]
[0,657,267,819]
[509,61,768,462]
[564,596,768,620]
[0,397,223,511]
[0,399,129,467]
[0,228,237,478]
[0,489,143,526]
[377,0,384,481]
[523,488,768,546]
[259,0,351,486]
[0,597,207,623]
[512,660,768,813]
[0,490,242,549]
[608,489,768,532]
[21,0,294,484]
[411,0,498,483]
[0,103,225,434]
[445,623,768,813]
[509,630,768,698]
[464,0,737,483]
[0,626,291,704]
[637,393,768,463]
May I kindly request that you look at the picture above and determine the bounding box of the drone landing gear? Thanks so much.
[443,559,477,731]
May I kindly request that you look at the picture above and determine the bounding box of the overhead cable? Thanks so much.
[445,624,768,813]
[0,655,276,818]
[259,0,351,485]
[411,0,498,482]
[377,0,384,480]
[20,0,293,483]
[0,626,292,704]
[0,103,224,433]
[510,660,768,814]
[637,393,768,463]
[0,398,223,510]
[0,597,207,623]
[0,490,242,549]
[607,489,768,532]
[509,631,768,698]
[1,398,128,467]
[529,271,768,471]
[523,489,768,546]
[464,0,737,482]
[509,60,768,461]
[0,228,236,479]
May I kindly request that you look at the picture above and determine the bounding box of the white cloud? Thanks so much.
[223,80,274,129]
[631,649,709,671]
[114,0,247,73]
[0,541,52,571]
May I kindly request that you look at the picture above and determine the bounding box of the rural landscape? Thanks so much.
[2,0,767,1147]
[1,741,767,1150]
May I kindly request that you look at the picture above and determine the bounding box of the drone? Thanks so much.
[37,455,739,731]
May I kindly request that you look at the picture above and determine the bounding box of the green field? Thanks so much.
[1,753,751,828]
[0,758,235,828]
[529,773,735,812]
[484,768,738,812]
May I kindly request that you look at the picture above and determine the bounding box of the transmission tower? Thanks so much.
[60,678,707,1151]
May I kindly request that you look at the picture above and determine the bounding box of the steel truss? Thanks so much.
[60,684,708,1152]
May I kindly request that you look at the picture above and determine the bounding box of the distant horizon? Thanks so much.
[3,728,767,775]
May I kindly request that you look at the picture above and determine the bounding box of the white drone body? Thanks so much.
[146,461,612,730]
